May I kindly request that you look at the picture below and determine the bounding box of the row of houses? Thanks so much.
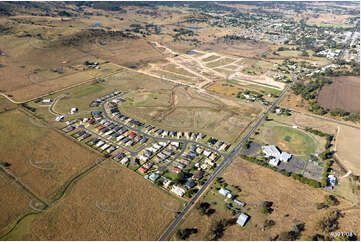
[90,118,148,148]
[89,90,122,108]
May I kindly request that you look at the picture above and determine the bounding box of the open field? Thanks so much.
[0,109,97,201]
[335,125,360,175]
[0,96,17,113]
[2,165,183,241]
[317,76,360,113]
[207,80,281,99]
[119,85,263,143]
[171,158,359,241]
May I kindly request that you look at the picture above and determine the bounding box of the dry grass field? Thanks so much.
[171,158,359,241]
[0,109,97,201]
[4,165,182,241]
[0,171,33,232]
[317,76,360,113]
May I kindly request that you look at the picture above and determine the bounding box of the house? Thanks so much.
[234,200,246,207]
[171,167,182,174]
[185,180,196,189]
[149,173,160,182]
[120,157,129,165]
[219,187,231,197]
[269,158,280,167]
[203,150,211,157]
[100,143,110,151]
[55,116,64,122]
[236,213,249,227]
[70,107,78,114]
[128,132,136,139]
[138,167,148,173]
[96,141,105,147]
[42,99,52,103]
[328,175,337,186]
[171,185,186,197]
[163,179,172,188]
[192,170,204,181]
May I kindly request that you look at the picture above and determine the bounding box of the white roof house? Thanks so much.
[70,107,78,114]
[120,157,129,165]
[171,185,186,197]
[42,99,52,103]
[219,187,231,197]
[96,141,105,147]
[237,213,249,227]
[55,116,64,122]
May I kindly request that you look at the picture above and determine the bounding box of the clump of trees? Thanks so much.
[260,201,273,215]
[176,228,198,240]
[315,209,342,233]
[278,222,305,241]
[206,218,237,240]
[196,202,215,216]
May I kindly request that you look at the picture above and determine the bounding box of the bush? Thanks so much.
[316,203,329,210]
[315,210,341,233]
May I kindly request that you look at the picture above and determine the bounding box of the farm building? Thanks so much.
[236,213,249,227]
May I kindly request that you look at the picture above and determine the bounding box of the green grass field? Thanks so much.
[256,123,322,157]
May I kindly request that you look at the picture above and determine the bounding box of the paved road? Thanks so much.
[158,82,293,241]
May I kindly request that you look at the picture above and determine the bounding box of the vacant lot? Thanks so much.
[13,166,183,240]
[171,158,359,241]
[317,76,360,113]
[0,110,97,201]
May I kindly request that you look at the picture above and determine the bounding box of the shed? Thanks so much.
[236,213,249,227]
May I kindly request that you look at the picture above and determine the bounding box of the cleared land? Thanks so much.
[0,109,97,201]
[317,76,360,113]
[3,165,183,241]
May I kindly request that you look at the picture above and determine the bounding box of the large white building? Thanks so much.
[262,145,292,167]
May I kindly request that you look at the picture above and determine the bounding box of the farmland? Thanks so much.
[317,76,360,113]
